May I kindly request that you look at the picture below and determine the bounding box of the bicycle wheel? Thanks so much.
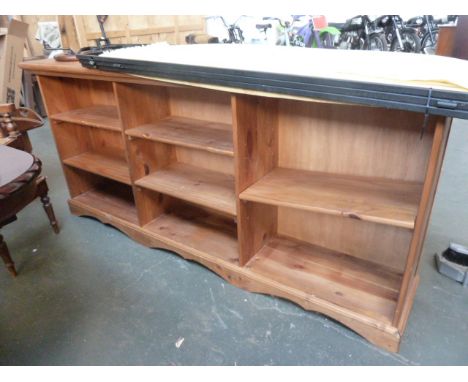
[318,27,340,49]
[319,32,335,48]
[390,28,421,53]
[363,33,388,51]
[421,29,439,54]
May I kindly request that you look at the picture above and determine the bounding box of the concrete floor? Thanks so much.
[0,119,467,366]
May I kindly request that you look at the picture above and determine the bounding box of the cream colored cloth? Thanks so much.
[102,44,468,92]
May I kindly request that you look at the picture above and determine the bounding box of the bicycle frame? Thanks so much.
[425,15,437,44]
[391,16,404,50]
[296,19,323,48]
[208,16,246,44]
[266,15,339,48]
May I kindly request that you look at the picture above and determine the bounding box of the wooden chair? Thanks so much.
[0,105,59,277]
[0,103,44,151]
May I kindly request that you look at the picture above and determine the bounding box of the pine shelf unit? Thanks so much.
[23,59,453,353]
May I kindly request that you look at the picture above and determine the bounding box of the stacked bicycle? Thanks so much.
[260,15,340,48]
[333,15,457,53]
[186,15,458,55]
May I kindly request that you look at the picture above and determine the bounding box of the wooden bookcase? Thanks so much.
[21,60,452,353]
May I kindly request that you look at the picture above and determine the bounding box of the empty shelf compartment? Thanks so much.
[70,182,137,225]
[135,162,236,216]
[63,152,131,185]
[126,116,233,156]
[51,105,121,131]
[246,236,402,324]
[145,205,238,264]
[240,168,422,229]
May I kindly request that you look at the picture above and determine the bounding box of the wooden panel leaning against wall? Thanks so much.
[17,15,207,56]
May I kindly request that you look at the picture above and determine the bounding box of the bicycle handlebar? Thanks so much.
[263,15,312,29]
[207,15,248,28]
[263,17,286,28]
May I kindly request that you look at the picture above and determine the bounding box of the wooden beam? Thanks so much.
[453,15,468,59]
[436,26,456,56]
[437,16,468,59]
[86,30,127,40]
[72,16,88,48]
[57,16,80,51]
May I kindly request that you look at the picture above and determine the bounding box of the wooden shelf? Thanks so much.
[246,236,402,324]
[126,116,234,156]
[71,186,138,225]
[240,168,422,229]
[51,105,121,131]
[145,208,238,264]
[63,152,131,185]
[135,163,236,216]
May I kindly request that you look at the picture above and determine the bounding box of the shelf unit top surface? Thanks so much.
[126,116,234,156]
[21,52,468,120]
[51,105,122,131]
[247,236,402,324]
[74,45,468,119]
[240,167,423,229]
[135,162,237,217]
[63,152,131,185]
[98,45,468,93]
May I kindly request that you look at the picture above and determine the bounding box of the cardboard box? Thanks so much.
[0,19,28,106]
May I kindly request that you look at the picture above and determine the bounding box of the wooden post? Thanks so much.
[437,16,468,58]
[57,16,81,52]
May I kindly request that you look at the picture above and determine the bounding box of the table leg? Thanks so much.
[0,234,17,277]
[36,177,60,234]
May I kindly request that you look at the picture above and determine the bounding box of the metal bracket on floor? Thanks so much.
[435,243,468,287]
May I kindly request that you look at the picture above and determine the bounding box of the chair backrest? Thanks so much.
[0,104,18,139]
[0,103,44,153]
[0,103,44,147]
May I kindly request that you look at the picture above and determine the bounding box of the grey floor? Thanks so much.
[1,119,467,366]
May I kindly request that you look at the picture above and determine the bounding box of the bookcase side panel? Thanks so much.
[232,95,278,265]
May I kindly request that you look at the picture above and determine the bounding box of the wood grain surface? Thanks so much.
[240,167,423,229]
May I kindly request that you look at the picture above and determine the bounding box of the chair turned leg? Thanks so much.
[0,234,17,277]
[40,194,60,234]
[37,177,60,234]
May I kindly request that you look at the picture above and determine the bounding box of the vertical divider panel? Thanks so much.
[113,83,170,131]
[113,82,171,226]
[393,116,451,328]
[129,140,175,225]
[232,94,279,266]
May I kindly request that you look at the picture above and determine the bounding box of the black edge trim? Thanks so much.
[76,51,468,119]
